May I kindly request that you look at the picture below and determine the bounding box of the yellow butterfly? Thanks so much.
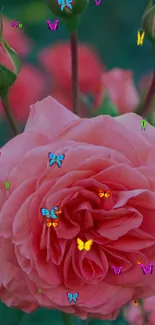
[137,30,145,46]
[77,238,93,251]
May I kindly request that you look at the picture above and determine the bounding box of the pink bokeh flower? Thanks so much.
[124,297,155,325]
[101,68,139,113]
[1,16,31,56]
[38,42,104,106]
[0,97,155,319]
[0,65,46,121]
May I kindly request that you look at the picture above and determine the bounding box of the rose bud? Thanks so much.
[0,16,21,97]
[47,0,90,20]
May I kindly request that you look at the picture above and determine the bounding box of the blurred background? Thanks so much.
[0,0,155,324]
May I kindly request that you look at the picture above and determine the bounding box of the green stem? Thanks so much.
[1,92,19,136]
[70,31,79,115]
[62,312,74,325]
[147,0,153,6]
[139,67,155,118]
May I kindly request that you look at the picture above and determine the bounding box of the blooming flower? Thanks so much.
[0,97,155,319]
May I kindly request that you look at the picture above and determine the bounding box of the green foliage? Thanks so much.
[0,300,128,325]
[0,301,24,325]
[0,19,21,96]
[0,66,16,97]
[94,94,119,117]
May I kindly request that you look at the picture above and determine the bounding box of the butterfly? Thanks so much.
[48,152,65,168]
[112,266,122,275]
[67,292,78,303]
[141,264,154,275]
[57,0,72,11]
[98,189,111,198]
[77,238,93,251]
[137,30,145,46]
[41,207,61,228]
[137,258,143,265]
[133,300,138,306]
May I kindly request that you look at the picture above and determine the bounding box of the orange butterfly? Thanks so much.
[98,189,111,198]
[137,258,143,265]
[133,300,138,306]
[45,218,59,228]
[55,208,62,216]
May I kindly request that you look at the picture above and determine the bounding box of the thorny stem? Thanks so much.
[1,92,19,136]
[70,31,79,115]
[139,68,155,118]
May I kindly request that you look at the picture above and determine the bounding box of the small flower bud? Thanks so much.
[47,0,90,20]
[142,4,155,41]
[0,17,21,97]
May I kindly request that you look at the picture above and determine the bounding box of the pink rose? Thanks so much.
[0,97,155,320]
[101,68,139,113]
[124,297,155,325]
[38,42,104,104]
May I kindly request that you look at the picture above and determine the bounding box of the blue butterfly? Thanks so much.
[67,292,78,303]
[41,207,58,220]
[48,152,65,168]
[57,0,72,11]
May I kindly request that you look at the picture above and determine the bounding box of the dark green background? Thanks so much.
[0,0,151,323]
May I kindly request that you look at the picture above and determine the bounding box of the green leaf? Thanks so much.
[1,38,21,75]
[0,65,16,96]
[19,309,65,325]
[0,300,24,325]
[94,94,119,117]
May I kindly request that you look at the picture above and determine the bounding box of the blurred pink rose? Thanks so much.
[124,297,155,325]
[2,16,31,56]
[1,97,155,319]
[101,68,139,113]
[139,73,152,91]
[0,64,46,121]
[38,42,104,105]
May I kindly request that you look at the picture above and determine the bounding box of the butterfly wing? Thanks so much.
[57,154,65,168]
[51,208,58,219]
[98,189,104,198]
[56,207,62,216]
[142,31,145,41]
[58,154,65,161]
[67,292,72,302]
[41,208,49,217]
[84,239,93,251]
[105,190,111,198]
[73,293,78,303]
[77,238,84,251]
[46,218,53,227]
[48,152,55,160]
[66,0,72,9]
[48,152,57,166]
[52,219,59,227]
